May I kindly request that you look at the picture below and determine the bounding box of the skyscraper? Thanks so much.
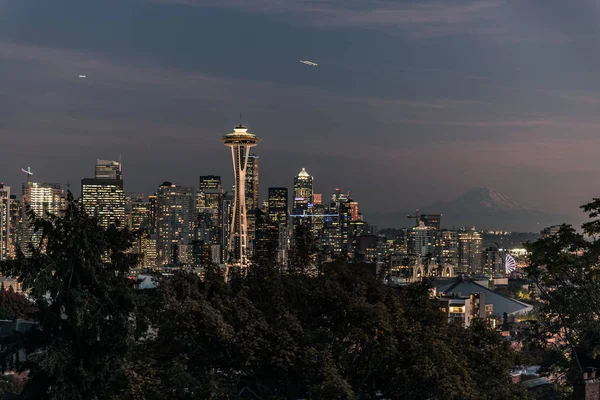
[8,195,19,259]
[293,168,313,216]
[0,184,10,261]
[245,156,259,213]
[458,229,483,274]
[245,155,259,252]
[81,160,125,229]
[268,187,289,262]
[221,123,260,268]
[156,182,195,266]
[21,181,64,255]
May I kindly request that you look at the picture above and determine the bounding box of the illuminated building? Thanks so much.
[21,181,64,255]
[245,155,259,252]
[199,175,221,191]
[8,195,19,259]
[440,230,459,266]
[293,168,313,216]
[267,187,289,262]
[267,187,288,229]
[253,209,279,263]
[349,201,360,222]
[420,214,442,230]
[409,221,437,259]
[81,160,125,229]
[312,193,322,205]
[458,229,483,274]
[128,195,152,232]
[221,123,259,268]
[0,184,9,261]
[156,182,195,266]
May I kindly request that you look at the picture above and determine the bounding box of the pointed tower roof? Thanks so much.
[297,168,310,178]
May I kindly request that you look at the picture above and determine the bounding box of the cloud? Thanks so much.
[153,0,503,38]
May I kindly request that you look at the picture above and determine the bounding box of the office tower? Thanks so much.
[95,160,122,179]
[253,209,279,263]
[221,123,260,268]
[420,214,442,230]
[293,168,313,216]
[21,182,64,255]
[156,182,195,266]
[199,175,221,191]
[484,247,504,277]
[458,229,483,274]
[0,184,9,261]
[129,195,152,232]
[349,201,360,222]
[440,230,459,266]
[220,193,233,263]
[197,175,223,251]
[245,155,259,212]
[409,221,437,259]
[312,193,322,205]
[148,195,158,232]
[81,160,125,229]
[268,187,289,263]
[245,155,259,252]
[8,195,19,259]
[267,187,288,228]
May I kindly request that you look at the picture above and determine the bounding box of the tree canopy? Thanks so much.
[0,193,526,399]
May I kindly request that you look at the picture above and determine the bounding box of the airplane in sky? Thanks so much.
[299,60,318,67]
[78,75,87,78]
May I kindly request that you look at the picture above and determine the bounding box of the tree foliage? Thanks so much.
[525,198,600,382]
[0,193,142,399]
[0,193,525,399]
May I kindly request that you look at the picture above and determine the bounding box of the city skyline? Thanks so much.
[2,0,600,217]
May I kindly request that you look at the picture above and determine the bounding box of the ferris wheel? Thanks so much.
[505,254,517,274]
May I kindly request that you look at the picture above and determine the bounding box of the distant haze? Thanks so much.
[368,187,585,232]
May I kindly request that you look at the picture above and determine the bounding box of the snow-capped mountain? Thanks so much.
[368,188,577,232]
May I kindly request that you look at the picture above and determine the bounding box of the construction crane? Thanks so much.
[21,167,33,184]
[406,209,420,227]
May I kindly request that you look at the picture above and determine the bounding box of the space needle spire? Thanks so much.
[221,119,260,269]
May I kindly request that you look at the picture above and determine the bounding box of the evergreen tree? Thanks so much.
[0,192,141,400]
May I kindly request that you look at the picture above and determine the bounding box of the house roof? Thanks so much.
[437,279,533,316]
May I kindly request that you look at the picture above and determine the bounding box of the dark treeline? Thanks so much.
[0,194,528,399]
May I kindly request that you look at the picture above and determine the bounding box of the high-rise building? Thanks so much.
[293,168,313,216]
[21,181,64,255]
[420,214,442,230]
[458,229,483,274]
[221,123,259,268]
[95,160,122,180]
[440,230,459,266]
[245,155,259,212]
[81,160,125,229]
[8,195,20,259]
[199,175,222,191]
[156,182,195,266]
[245,155,259,253]
[253,209,279,263]
[267,187,288,228]
[409,221,437,259]
[0,184,10,261]
[267,187,289,263]
[129,195,152,232]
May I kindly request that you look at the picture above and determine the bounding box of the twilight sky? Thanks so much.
[1,0,600,217]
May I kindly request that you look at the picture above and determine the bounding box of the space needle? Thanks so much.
[222,120,260,269]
